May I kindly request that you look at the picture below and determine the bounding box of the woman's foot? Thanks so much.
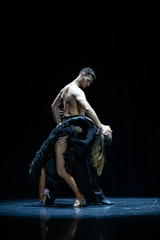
[42,188,50,206]
[73,194,84,207]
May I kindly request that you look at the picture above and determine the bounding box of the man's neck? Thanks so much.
[72,76,81,87]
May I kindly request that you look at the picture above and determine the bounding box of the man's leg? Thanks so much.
[74,151,113,205]
[85,155,114,205]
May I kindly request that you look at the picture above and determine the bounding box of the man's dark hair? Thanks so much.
[79,67,96,80]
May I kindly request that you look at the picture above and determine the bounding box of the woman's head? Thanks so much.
[103,133,112,145]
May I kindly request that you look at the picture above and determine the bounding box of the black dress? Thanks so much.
[29,115,107,205]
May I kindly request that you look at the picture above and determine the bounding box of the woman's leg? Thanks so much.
[39,167,46,204]
[54,137,83,206]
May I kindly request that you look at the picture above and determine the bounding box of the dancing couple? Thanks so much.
[29,67,113,207]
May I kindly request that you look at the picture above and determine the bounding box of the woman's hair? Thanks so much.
[91,134,112,176]
[79,67,96,80]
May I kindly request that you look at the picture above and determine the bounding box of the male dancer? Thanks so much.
[50,67,113,206]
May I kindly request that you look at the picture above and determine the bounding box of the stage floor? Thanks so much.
[0,197,160,239]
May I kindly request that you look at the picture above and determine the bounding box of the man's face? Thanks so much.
[81,74,94,88]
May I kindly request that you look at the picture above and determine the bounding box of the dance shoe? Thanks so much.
[42,188,55,206]
[99,198,114,205]
[73,194,84,207]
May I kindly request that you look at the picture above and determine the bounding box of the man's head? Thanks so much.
[78,67,96,88]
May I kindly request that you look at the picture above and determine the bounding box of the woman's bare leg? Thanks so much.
[39,168,46,204]
[54,137,83,206]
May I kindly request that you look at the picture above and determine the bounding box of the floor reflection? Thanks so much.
[0,198,160,239]
[40,207,81,240]
[38,206,160,240]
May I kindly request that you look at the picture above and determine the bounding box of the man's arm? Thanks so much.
[74,89,102,133]
[51,91,62,126]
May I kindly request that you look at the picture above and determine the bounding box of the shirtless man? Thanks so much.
[51,67,112,206]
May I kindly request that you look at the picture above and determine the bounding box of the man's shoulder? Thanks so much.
[59,84,70,96]
[60,83,85,99]
[69,84,85,96]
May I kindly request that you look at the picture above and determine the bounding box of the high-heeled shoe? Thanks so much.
[73,194,84,207]
[42,188,50,206]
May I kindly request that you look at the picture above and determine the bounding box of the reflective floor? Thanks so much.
[0,197,160,239]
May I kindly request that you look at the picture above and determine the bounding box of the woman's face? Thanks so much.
[104,133,112,144]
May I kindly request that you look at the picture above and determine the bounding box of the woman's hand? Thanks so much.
[57,136,68,145]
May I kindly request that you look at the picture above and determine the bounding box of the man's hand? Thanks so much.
[56,108,64,127]
[59,108,64,118]
[96,126,102,135]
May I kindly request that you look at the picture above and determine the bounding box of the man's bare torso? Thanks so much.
[60,83,85,117]
[51,75,112,136]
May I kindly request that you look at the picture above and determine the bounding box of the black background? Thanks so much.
[2,4,160,197]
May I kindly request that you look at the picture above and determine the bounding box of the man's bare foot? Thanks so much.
[73,194,84,207]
